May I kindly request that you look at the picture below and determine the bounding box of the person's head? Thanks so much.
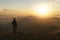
[13,18,16,21]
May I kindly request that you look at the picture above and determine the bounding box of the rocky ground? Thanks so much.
[0,32,60,40]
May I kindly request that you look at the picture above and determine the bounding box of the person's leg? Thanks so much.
[13,27,17,34]
[13,27,17,40]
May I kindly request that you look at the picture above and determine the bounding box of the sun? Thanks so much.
[37,6,50,15]
[33,3,53,18]
[37,5,51,17]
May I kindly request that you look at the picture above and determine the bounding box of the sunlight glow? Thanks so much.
[33,3,53,18]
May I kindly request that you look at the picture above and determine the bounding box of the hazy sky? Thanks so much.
[0,0,60,11]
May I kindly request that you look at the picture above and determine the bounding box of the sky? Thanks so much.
[0,0,60,11]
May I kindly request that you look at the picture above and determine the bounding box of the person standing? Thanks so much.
[12,18,17,34]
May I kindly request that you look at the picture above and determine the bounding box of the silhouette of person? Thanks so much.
[12,18,17,34]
